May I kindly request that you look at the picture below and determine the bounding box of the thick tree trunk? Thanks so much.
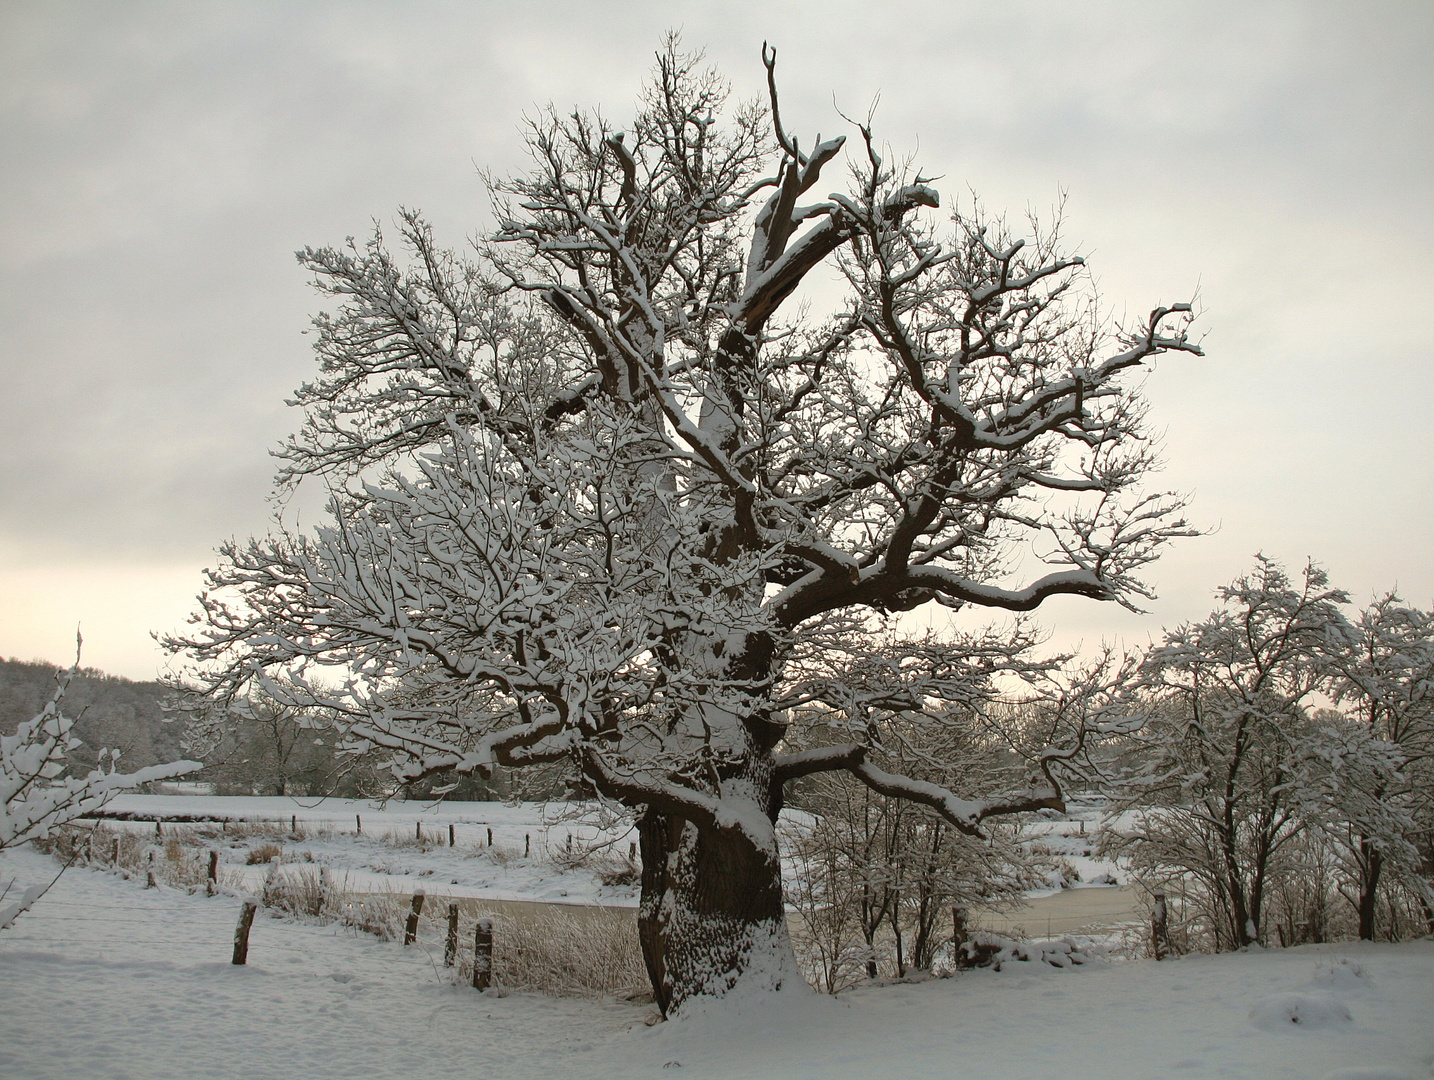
[636,801,801,1016]
[1357,840,1383,940]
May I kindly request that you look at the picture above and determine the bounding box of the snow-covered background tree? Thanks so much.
[179,676,349,798]
[784,741,1045,991]
[1102,558,1431,950]
[1330,594,1434,937]
[167,40,1200,1013]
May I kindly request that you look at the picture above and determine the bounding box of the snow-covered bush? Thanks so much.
[783,713,1051,990]
[1102,559,1432,950]
[956,932,1103,971]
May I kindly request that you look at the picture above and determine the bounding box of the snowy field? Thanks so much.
[2,841,1431,1080]
[88,795,1133,929]
[97,794,645,907]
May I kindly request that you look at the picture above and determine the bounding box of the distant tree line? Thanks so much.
[0,659,185,772]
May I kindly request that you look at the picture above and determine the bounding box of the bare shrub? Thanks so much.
[339,892,405,939]
[592,854,640,887]
[34,822,211,892]
[486,844,524,868]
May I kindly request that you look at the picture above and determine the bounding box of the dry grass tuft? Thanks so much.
[246,842,283,865]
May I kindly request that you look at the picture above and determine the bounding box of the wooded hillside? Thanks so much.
[0,658,185,772]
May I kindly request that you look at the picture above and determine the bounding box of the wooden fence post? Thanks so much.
[449,823,455,847]
[145,850,156,889]
[207,850,219,896]
[524,834,530,858]
[473,917,493,990]
[155,820,162,838]
[1152,891,1170,960]
[445,903,459,967]
[232,900,258,965]
[486,827,492,847]
[355,814,362,835]
[416,821,423,844]
[566,833,573,855]
[629,841,637,861]
[404,891,425,946]
[291,815,297,835]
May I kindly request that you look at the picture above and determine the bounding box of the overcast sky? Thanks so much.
[2,0,1431,681]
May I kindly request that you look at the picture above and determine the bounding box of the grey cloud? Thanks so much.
[1,0,1430,674]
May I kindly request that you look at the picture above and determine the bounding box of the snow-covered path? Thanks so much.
[3,845,1432,1080]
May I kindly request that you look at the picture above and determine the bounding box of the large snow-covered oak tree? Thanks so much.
[168,42,1199,1013]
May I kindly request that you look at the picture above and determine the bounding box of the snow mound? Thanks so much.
[959,932,1105,970]
[1321,1069,1414,1080]
[1311,957,1371,990]
[1249,991,1353,1031]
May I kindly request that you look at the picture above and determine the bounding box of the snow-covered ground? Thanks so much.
[99,794,644,906]
[93,796,1132,927]
[2,842,1430,1080]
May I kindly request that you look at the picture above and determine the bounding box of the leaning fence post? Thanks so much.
[473,917,493,990]
[207,850,219,896]
[1152,891,1171,960]
[404,890,425,946]
[232,900,258,965]
[445,903,459,967]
